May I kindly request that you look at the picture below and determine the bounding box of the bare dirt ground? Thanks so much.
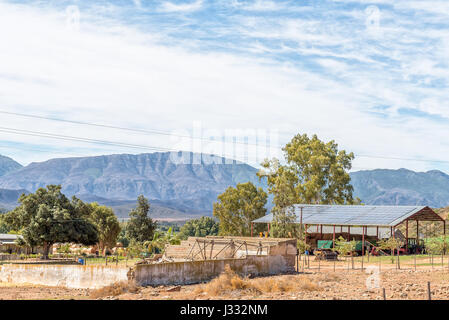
[0,283,89,300]
[2,258,449,300]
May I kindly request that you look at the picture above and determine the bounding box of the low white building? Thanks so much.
[0,234,50,255]
[0,234,22,254]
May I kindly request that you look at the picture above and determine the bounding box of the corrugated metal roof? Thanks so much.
[252,204,441,227]
[0,234,23,246]
[0,234,21,240]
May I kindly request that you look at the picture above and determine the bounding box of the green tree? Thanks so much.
[0,214,10,233]
[213,182,267,236]
[3,185,98,259]
[378,237,402,264]
[88,203,121,255]
[333,236,357,269]
[258,134,358,238]
[179,216,219,240]
[424,236,448,255]
[151,227,181,254]
[117,222,129,247]
[126,195,157,243]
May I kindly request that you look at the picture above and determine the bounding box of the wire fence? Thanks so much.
[0,253,142,266]
[295,252,449,272]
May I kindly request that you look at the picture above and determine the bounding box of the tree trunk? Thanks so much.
[42,242,51,260]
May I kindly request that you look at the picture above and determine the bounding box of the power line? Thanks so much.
[0,126,175,152]
[1,110,449,165]
[356,154,449,164]
[0,127,268,163]
[0,142,134,158]
[0,110,279,149]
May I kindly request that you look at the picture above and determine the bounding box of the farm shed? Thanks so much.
[252,204,445,255]
[0,234,23,254]
[0,234,51,255]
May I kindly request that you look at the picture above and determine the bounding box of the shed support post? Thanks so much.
[376,226,379,239]
[304,224,308,248]
[443,220,446,255]
[416,220,419,253]
[443,220,446,236]
[320,225,323,239]
[333,225,336,249]
[251,222,253,237]
[348,226,351,241]
[406,220,409,254]
[362,226,365,256]
[391,226,395,256]
[268,223,270,235]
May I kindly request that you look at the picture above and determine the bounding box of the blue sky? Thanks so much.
[1,0,449,172]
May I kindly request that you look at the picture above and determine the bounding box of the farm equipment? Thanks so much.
[314,240,338,261]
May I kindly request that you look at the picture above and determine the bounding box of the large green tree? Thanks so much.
[258,134,357,238]
[213,182,267,236]
[0,214,9,233]
[125,195,157,243]
[179,216,219,240]
[88,203,121,254]
[4,185,98,259]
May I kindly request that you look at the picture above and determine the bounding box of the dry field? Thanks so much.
[2,257,449,300]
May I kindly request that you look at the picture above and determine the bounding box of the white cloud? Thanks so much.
[0,1,449,173]
[241,0,288,11]
[158,0,203,13]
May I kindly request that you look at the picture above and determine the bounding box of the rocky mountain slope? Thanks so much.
[1,152,449,218]
[0,155,22,177]
[0,152,264,217]
[349,168,449,207]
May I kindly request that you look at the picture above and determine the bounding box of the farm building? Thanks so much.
[252,204,445,255]
[0,234,50,255]
[0,234,21,254]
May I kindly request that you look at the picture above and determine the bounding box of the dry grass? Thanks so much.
[194,265,320,296]
[316,273,341,282]
[90,281,139,299]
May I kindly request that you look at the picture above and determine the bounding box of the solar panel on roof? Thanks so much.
[252,204,438,227]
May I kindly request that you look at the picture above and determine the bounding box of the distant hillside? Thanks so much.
[0,188,28,210]
[0,155,22,177]
[350,168,449,207]
[0,152,264,216]
[76,194,198,220]
[3,152,449,218]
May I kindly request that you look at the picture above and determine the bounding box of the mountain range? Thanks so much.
[1,151,449,218]
[0,152,264,218]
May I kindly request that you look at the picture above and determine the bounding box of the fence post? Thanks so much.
[379,255,381,272]
[296,253,299,273]
[105,255,108,266]
[414,254,416,271]
[361,253,364,271]
[382,288,386,300]
[302,254,305,273]
[427,282,431,300]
